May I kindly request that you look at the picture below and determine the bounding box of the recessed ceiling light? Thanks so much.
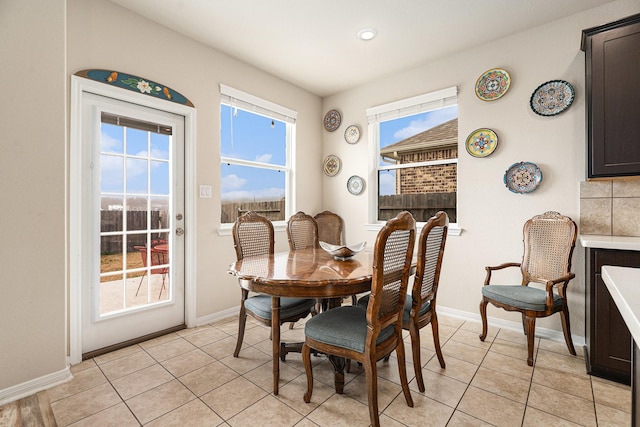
[357,28,377,41]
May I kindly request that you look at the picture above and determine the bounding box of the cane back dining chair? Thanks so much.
[302,211,416,427]
[479,211,578,366]
[287,211,320,250]
[314,210,344,246]
[232,211,316,358]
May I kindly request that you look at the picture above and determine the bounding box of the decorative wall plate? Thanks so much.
[323,155,341,176]
[475,68,511,101]
[324,109,341,131]
[347,175,365,195]
[504,161,543,194]
[530,80,575,116]
[344,125,361,144]
[465,128,498,157]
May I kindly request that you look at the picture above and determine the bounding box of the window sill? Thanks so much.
[217,221,287,236]
[365,222,462,236]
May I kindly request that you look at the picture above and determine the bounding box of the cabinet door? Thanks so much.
[585,15,640,177]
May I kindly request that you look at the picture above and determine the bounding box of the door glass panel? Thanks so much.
[99,114,173,317]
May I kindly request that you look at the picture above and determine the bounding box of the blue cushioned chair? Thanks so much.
[302,211,416,427]
[232,211,316,358]
[479,211,578,366]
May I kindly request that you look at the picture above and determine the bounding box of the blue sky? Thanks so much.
[220,104,457,201]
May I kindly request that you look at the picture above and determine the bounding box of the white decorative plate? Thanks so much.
[323,155,341,176]
[530,80,575,116]
[504,161,543,194]
[347,175,365,195]
[319,241,366,260]
[344,125,361,144]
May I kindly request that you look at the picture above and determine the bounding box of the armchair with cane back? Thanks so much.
[479,211,578,366]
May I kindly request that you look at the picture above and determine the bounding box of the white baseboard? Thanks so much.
[438,306,586,347]
[0,366,72,406]
[195,305,238,327]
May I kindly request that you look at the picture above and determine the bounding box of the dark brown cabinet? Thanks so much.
[586,248,640,384]
[582,14,640,178]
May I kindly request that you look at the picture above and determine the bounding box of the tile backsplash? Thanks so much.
[580,180,640,236]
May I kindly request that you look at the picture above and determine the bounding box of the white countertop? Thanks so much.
[579,234,640,251]
[601,266,640,344]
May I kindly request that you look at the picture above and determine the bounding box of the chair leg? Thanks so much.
[431,314,446,369]
[158,273,167,299]
[524,315,536,366]
[234,290,249,357]
[364,353,381,427]
[409,321,425,392]
[560,305,577,356]
[302,343,313,403]
[135,273,147,296]
[396,340,414,408]
[479,299,489,341]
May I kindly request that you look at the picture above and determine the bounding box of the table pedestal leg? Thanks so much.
[328,356,346,394]
[272,296,280,395]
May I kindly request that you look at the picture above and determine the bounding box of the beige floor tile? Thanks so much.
[47,366,109,402]
[447,410,493,426]
[145,399,224,427]
[69,358,97,374]
[219,346,271,375]
[93,344,142,365]
[341,372,404,411]
[438,315,466,329]
[229,395,304,427]
[200,335,239,360]
[470,366,530,404]
[161,348,215,377]
[426,354,479,384]
[442,339,488,365]
[534,348,586,375]
[67,402,139,427]
[200,376,268,420]
[410,369,467,408]
[384,391,454,427]
[306,394,371,427]
[538,337,585,358]
[532,364,592,401]
[592,378,632,413]
[125,379,196,425]
[522,406,584,426]
[110,363,173,400]
[178,360,239,396]
[276,373,335,416]
[244,358,304,391]
[182,326,230,347]
[449,328,493,350]
[294,418,321,427]
[457,386,525,427]
[595,402,632,427]
[527,383,596,426]
[144,337,198,362]
[240,323,272,346]
[99,350,158,381]
[461,320,496,339]
[481,351,533,381]
[378,414,408,426]
[50,383,122,426]
[137,332,182,350]
[489,337,531,361]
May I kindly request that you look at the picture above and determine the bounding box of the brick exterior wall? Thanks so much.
[396,147,458,193]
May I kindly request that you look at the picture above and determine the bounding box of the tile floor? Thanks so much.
[44,313,631,426]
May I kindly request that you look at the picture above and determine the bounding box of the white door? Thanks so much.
[80,93,185,355]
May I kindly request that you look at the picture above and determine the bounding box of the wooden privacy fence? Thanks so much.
[221,200,285,223]
[100,210,168,253]
[379,193,456,222]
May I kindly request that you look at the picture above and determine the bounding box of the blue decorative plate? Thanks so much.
[530,80,575,116]
[504,162,542,194]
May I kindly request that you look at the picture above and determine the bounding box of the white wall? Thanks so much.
[321,0,640,338]
[66,0,323,321]
[0,0,67,392]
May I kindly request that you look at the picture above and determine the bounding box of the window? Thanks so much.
[367,87,458,224]
[220,85,297,224]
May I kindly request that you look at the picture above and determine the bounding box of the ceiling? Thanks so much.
[110,0,616,97]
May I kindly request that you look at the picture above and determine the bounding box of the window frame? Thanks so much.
[366,86,461,235]
[218,84,297,232]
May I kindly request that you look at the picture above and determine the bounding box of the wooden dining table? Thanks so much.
[228,247,377,395]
